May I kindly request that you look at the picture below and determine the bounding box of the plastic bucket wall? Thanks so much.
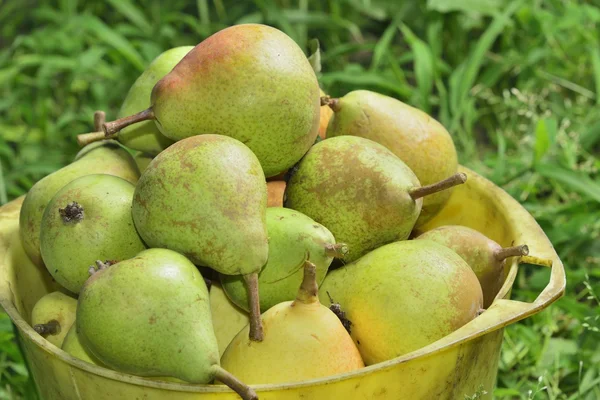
[0,166,565,399]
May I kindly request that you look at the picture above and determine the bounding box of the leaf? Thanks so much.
[534,117,557,164]
[579,120,600,151]
[536,163,600,203]
[591,47,600,105]
[106,0,153,36]
[399,23,434,113]
[427,0,505,15]
[81,15,146,71]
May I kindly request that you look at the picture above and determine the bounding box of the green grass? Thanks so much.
[1,0,599,399]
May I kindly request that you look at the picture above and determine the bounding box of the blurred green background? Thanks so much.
[1,0,599,399]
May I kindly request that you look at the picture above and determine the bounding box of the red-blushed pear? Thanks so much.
[103,24,321,178]
[76,248,257,400]
[319,240,484,365]
[284,136,467,262]
[323,90,458,226]
[131,135,268,342]
[417,225,529,308]
[220,260,364,384]
[31,292,77,348]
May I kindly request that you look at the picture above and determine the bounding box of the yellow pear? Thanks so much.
[220,260,364,384]
[210,282,249,357]
[62,325,104,365]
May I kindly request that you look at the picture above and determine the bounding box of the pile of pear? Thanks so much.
[21,23,531,400]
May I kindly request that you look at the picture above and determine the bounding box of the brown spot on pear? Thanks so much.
[31,292,77,348]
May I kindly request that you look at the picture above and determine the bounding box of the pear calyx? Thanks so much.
[33,319,60,336]
[409,172,467,200]
[213,366,258,400]
[494,244,529,261]
[103,108,155,136]
[326,291,352,333]
[294,260,319,305]
[76,110,108,147]
[320,96,341,112]
[243,273,264,342]
[324,243,349,258]
[59,202,84,223]
[88,260,117,276]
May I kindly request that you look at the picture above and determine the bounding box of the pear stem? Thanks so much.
[103,107,155,136]
[33,320,60,336]
[243,273,264,342]
[77,131,106,147]
[320,96,341,112]
[295,260,318,304]
[409,172,467,200]
[495,245,529,261]
[324,243,349,259]
[213,366,258,400]
[94,110,106,131]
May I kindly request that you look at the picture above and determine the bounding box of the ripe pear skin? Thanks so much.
[417,225,529,308]
[221,207,343,312]
[285,136,422,263]
[131,135,267,276]
[19,141,139,267]
[77,248,219,382]
[210,282,249,357]
[105,24,320,178]
[40,174,146,293]
[31,291,77,347]
[266,181,286,207]
[319,240,483,365]
[318,89,333,140]
[62,325,104,366]
[220,261,364,384]
[117,46,193,154]
[326,90,458,226]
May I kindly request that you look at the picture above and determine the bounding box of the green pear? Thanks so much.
[221,207,346,312]
[40,174,146,293]
[417,225,529,308]
[210,282,249,357]
[319,240,483,365]
[77,47,193,153]
[285,136,466,262]
[131,134,268,341]
[19,140,139,267]
[76,248,257,400]
[220,260,364,384]
[62,325,104,366]
[324,90,458,226]
[31,291,77,347]
[133,152,154,174]
[103,24,320,177]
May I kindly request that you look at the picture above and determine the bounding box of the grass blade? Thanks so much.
[536,163,600,203]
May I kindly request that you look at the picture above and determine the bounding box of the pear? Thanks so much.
[220,259,364,384]
[319,240,483,365]
[221,207,346,313]
[76,248,257,400]
[318,89,333,140]
[19,138,139,267]
[40,174,146,294]
[31,291,77,347]
[210,282,250,357]
[77,47,194,154]
[62,325,104,366]
[133,152,154,174]
[284,136,466,262]
[103,24,321,178]
[266,181,286,207]
[324,90,458,226]
[417,225,529,307]
[131,134,268,341]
